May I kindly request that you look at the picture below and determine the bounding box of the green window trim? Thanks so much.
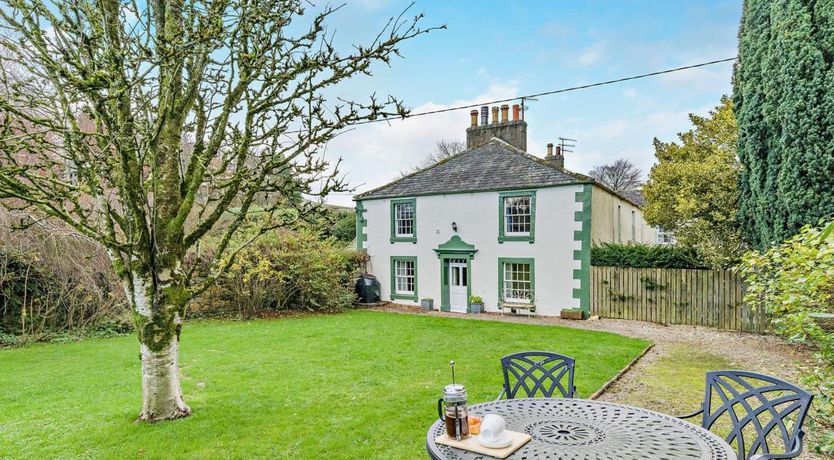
[390,256,418,301]
[498,190,536,243]
[497,257,535,307]
[390,198,417,244]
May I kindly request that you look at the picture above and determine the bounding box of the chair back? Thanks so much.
[698,370,813,460]
[500,351,575,399]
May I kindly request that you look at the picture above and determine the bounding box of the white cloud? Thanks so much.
[324,82,520,206]
[576,42,605,66]
[564,108,707,178]
[622,87,637,98]
[577,49,601,66]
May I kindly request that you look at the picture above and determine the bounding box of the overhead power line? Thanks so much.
[348,56,738,127]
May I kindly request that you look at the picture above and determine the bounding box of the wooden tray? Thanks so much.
[435,430,531,459]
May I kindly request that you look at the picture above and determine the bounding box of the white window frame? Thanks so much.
[656,227,677,245]
[394,259,416,295]
[503,195,532,236]
[502,261,533,304]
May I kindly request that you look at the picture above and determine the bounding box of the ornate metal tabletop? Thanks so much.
[426,398,737,460]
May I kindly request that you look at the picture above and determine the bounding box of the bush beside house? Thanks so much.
[740,218,834,455]
[206,230,363,318]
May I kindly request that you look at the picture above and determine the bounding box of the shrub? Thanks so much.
[0,212,130,340]
[211,230,361,317]
[739,218,834,455]
[591,243,707,269]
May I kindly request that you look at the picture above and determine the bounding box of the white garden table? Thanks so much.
[426,398,737,460]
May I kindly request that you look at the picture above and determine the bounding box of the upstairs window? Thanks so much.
[390,198,417,243]
[498,191,536,243]
[505,196,531,234]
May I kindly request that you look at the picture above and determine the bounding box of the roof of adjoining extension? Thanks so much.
[355,137,591,200]
[619,190,647,207]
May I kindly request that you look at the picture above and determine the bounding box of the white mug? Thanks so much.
[480,414,507,442]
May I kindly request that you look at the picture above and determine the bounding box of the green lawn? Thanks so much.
[0,311,649,459]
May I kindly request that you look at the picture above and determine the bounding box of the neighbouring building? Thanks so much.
[354,104,656,317]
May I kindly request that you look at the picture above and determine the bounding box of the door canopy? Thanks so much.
[434,235,478,259]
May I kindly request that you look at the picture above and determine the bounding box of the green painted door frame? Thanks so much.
[433,235,477,313]
[439,254,472,312]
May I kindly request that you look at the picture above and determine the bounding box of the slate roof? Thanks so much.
[356,138,589,200]
[619,190,647,207]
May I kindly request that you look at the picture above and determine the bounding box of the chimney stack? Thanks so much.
[466,103,527,151]
[545,143,565,169]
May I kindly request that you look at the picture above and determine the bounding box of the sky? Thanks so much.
[316,0,742,207]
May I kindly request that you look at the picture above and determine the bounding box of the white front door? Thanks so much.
[449,260,468,313]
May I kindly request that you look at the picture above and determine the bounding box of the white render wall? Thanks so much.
[358,185,585,316]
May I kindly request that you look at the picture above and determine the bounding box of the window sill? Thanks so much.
[390,236,417,244]
[498,235,534,243]
[391,293,418,301]
[500,302,536,313]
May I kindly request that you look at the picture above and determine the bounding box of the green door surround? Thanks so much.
[434,236,477,313]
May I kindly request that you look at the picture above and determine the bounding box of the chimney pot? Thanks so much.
[466,104,527,151]
[512,104,520,121]
[500,104,509,122]
[546,144,565,168]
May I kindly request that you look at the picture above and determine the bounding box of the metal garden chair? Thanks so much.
[680,370,814,460]
[498,351,576,399]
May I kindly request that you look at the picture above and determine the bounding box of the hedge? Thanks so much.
[591,242,708,269]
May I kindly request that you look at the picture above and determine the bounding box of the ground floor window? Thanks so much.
[390,256,418,300]
[499,258,534,304]
[656,227,677,245]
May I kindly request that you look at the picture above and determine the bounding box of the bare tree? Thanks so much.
[400,139,465,176]
[588,159,643,193]
[0,0,439,422]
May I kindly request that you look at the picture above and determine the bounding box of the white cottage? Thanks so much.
[354,105,655,317]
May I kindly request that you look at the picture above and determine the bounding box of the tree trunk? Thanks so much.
[128,272,192,422]
[139,337,191,422]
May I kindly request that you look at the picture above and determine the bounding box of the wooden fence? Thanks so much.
[590,266,767,332]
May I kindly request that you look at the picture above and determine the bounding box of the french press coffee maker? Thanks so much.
[437,361,469,440]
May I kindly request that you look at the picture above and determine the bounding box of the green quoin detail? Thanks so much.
[389,198,417,244]
[498,190,536,243]
[572,184,592,318]
[355,200,367,250]
[390,256,418,301]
